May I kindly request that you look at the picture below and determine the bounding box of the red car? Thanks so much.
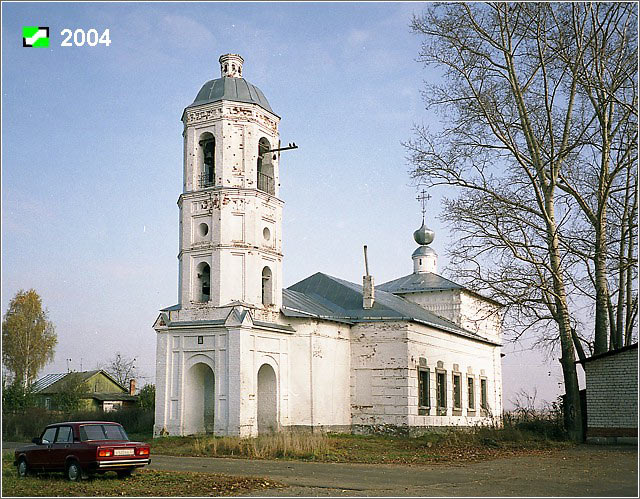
[14,421,150,481]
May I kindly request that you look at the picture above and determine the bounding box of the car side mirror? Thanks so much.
[32,437,41,445]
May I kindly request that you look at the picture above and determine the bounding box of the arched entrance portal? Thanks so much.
[257,364,277,434]
[185,362,215,434]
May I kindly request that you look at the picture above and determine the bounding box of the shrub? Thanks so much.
[137,384,155,412]
[2,407,154,441]
[2,408,53,441]
[2,381,37,413]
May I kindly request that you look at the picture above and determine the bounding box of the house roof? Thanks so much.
[32,373,68,393]
[579,343,638,365]
[33,370,128,394]
[89,393,137,402]
[282,272,499,345]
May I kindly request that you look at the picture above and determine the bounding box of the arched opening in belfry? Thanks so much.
[257,137,274,195]
[261,266,273,306]
[196,262,211,302]
[184,362,215,434]
[198,132,215,188]
[257,364,277,434]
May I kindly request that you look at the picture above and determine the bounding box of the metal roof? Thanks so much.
[579,342,638,365]
[32,373,67,392]
[186,77,274,114]
[283,272,499,345]
[378,272,463,294]
[90,393,137,402]
[33,370,127,394]
[160,304,181,312]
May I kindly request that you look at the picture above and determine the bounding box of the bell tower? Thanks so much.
[177,54,283,313]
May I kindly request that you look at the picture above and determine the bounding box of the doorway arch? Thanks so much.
[184,362,215,434]
[257,363,277,434]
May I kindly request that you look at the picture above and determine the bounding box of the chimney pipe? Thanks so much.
[129,379,136,396]
[363,245,375,309]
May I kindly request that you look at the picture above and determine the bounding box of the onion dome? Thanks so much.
[413,222,435,246]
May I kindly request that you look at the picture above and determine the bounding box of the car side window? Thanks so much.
[55,426,73,443]
[80,425,105,441]
[41,427,58,444]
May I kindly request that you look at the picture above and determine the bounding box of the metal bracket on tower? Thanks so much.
[263,142,298,161]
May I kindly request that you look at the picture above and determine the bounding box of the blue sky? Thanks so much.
[2,2,566,407]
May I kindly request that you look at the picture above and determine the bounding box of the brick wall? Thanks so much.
[585,346,638,434]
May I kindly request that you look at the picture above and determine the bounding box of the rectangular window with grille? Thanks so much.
[453,373,462,410]
[481,378,488,409]
[468,376,475,410]
[418,368,430,409]
[436,371,446,409]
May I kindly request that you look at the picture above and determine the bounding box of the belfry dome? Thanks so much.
[186,54,274,114]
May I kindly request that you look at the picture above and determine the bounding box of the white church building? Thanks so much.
[153,54,503,437]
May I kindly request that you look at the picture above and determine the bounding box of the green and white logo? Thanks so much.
[23,26,50,47]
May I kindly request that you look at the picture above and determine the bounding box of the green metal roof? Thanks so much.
[186,77,274,114]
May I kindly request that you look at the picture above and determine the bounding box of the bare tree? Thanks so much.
[405,2,636,441]
[551,3,638,353]
[103,353,138,388]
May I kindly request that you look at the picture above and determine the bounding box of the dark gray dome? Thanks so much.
[187,77,274,114]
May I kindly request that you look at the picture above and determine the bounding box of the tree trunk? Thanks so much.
[547,196,583,442]
[593,221,609,354]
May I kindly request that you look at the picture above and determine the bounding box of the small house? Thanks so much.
[33,370,138,412]
[581,343,638,444]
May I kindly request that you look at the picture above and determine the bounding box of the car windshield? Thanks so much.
[79,424,129,441]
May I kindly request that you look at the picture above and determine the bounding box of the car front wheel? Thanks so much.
[66,461,83,482]
[17,458,29,478]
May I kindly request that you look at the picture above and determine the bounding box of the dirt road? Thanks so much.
[147,445,638,497]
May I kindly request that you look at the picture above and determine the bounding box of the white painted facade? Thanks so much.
[153,54,503,437]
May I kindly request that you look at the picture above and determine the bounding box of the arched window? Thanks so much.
[198,133,215,188]
[261,266,273,306]
[257,138,274,195]
[196,262,211,302]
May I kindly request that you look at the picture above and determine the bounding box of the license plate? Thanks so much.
[114,448,134,456]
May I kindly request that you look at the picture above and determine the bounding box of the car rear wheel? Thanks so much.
[117,469,134,479]
[17,458,29,478]
[67,461,83,482]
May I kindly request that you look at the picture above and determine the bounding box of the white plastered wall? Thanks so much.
[285,319,352,430]
[153,327,230,436]
[350,320,502,429]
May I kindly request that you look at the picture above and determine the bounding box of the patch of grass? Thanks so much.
[1,452,284,497]
[150,428,573,465]
[154,432,333,460]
